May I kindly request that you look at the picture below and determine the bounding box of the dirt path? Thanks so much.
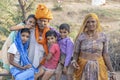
[47,1,120,79]
[45,1,120,33]
[116,72,120,80]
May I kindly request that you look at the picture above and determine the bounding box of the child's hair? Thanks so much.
[59,23,70,32]
[26,14,36,21]
[21,28,30,35]
[23,14,37,24]
[46,30,57,38]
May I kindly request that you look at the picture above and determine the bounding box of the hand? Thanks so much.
[25,25,33,29]
[45,55,49,60]
[110,74,116,80]
[63,67,67,74]
[37,64,41,69]
[44,54,47,59]
[23,64,32,69]
[72,61,80,69]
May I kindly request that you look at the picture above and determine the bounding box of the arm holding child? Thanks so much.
[45,53,52,61]
[9,54,31,70]
[10,24,33,31]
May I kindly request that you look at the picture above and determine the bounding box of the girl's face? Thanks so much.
[59,29,69,39]
[21,32,30,44]
[86,17,97,31]
[26,18,36,28]
[47,35,57,45]
[37,19,49,30]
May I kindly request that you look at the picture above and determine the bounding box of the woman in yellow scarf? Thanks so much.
[72,13,116,80]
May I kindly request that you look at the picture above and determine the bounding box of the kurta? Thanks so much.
[58,37,74,66]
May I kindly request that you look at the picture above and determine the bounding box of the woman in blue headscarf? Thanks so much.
[8,28,36,80]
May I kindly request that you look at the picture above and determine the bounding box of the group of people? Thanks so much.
[0,3,116,80]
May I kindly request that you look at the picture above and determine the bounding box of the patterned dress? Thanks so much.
[74,32,108,80]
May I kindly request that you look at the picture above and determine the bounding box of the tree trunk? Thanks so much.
[18,0,26,20]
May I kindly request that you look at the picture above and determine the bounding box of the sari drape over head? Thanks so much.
[10,30,37,80]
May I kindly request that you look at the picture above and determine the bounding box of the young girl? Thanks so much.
[1,14,36,72]
[35,30,60,80]
[8,28,35,80]
[55,23,74,80]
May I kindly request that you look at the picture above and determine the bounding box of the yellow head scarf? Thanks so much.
[35,4,53,20]
[76,13,102,39]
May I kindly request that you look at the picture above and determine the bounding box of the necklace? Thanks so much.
[86,31,98,39]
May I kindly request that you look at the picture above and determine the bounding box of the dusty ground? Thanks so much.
[45,0,120,36]
[0,0,120,79]
[116,72,120,79]
[36,1,120,79]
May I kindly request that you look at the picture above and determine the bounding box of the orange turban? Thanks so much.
[35,4,53,20]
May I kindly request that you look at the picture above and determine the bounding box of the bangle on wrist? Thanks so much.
[71,60,76,64]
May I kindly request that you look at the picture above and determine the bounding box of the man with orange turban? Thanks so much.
[28,3,53,68]
[31,3,58,80]
[8,3,55,80]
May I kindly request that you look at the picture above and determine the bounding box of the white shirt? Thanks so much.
[8,43,20,68]
[28,29,45,68]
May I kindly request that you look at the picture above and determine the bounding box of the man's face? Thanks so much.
[37,19,49,29]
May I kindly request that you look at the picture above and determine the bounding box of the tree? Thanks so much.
[18,0,35,20]
[0,0,35,35]
[0,0,35,49]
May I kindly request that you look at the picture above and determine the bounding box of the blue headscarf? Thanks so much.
[14,30,38,73]
[14,30,30,66]
[10,30,38,79]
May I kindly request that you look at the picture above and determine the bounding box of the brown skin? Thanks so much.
[34,52,54,80]
[9,32,32,70]
[45,53,52,61]
[36,35,58,80]
[56,28,72,80]
[9,54,31,70]
[35,19,52,80]
[35,66,54,80]
[72,17,116,80]
[103,53,116,80]
[45,35,57,61]
[10,17,36,31]
[36,18,50,37]
[37,19,49,30]
[25,18,36,28]
[59,29,69,39]
[63,67,67,74]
